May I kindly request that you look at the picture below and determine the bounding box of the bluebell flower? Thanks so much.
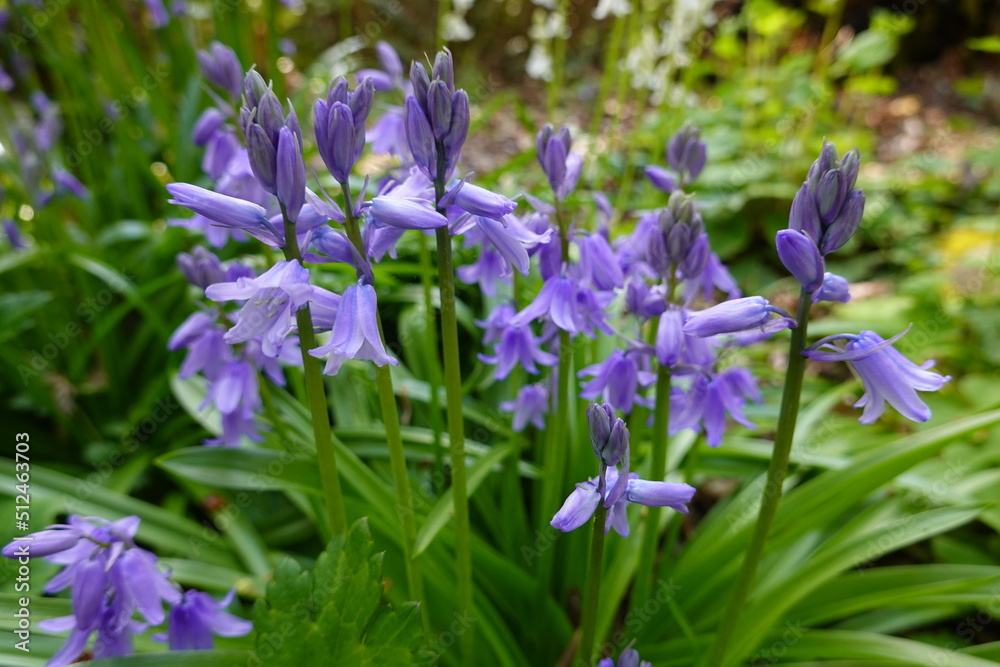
[536,124,583,201]
[776,228,824,292]
[168,310,232,381]
[405,50,469,181]
[477,304,517,345]
[167,182,279,244]
[655,306,685,366]
[3,516,190,667]
[501,383,549,432]
[644,164,678,193]
[552,464,695,536]
[666,123,707,184]
[553,404,695,535]
[790,141,865,255]
[176,247,226,289]
[368,195,448,230]
[445,181,518,220]
[812,272,851,303]
[577,232,624,291]
[159,590,252,650]
[804,329,950,424]
[205,260,320,358]
[598,648,652,667]
[357,41,405,91]
[314,77,374,184]
[457,246,510,296]
[670,368,762,447]
[197,42,244,100]
[513,276,613,337]
[578,349,655,414]
[479,322,557,380]
[683,296,795,338]
[625,278,667,320]
[310,281,398,375]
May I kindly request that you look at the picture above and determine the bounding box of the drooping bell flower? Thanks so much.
[578,348,655,414]
[501,383,549,432]
[512,276,613,338]
[552,403,695,535]
[666,123,707,184]
[804,328,950,424]
[479,322,557,380]
[159,590,252,650]
[812,272,851,303]
[204,260,321,358]
[309,281,398,375]
[775,228,824,292]
[197,41,243,100]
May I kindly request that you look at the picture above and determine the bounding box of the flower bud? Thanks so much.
[811,272,851,303]
[427,80,453,140]
[816,169,846,225]
[840,148,860,190]
[409,62,430,108]
[588,403,628,466]
[404,95,436,178]
[276,127,305,222]
[776,229,824,291]
[820,190,864,254]
[645,165,678,193]
[789,183,821,240]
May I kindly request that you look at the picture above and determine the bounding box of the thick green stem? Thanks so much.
[631,363,671,607]
[433,154,475,663]
[339,184,425,621]
[281,216,348,537]
[418,231,446,492]
[537,204,573,593]
[578,502,608,666]
[699,289,812,667]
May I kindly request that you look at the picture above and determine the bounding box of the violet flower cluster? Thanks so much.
[687,141,950,424]
[167,43,535,449]
[475,123,769,447]
[782,144,949,423]
[551,403,695,536]
[2,516,250,666]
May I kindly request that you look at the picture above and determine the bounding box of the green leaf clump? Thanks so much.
[252,518,428,666]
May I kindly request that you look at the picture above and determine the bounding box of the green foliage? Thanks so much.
[252,519,427,666]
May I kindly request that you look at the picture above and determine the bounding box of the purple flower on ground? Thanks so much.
[309,281,397,375]
[501,383,549,431]
[159,590,252,650]
[804,328,950,424]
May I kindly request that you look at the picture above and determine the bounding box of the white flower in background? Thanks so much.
[526,42,554,81]
[531,0,557,8]
[593,0,631,20]
[443,12,474,41]
[525,7,570,81]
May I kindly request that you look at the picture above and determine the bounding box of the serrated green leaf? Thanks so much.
[253,518,425,666]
